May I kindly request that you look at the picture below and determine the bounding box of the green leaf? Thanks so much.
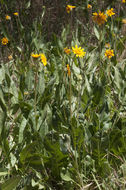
[113,66,122,89]
[61,172,73,182]
[0,171,8,177]
[10,81,18,103]
[1,176,21,190]
[0,110,6,135]
[94,26,100,40]
[0,88,6,112]
[25,69,34,91]
[25,1,31,9]
[85,76,91,94]
[20,142,41,165]
[0,66,5,84]
[92,84,104,105]
[38,74,45,94]
[19,117,27,143]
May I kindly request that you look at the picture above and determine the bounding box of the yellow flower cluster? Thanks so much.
[24,91,29,95]
[1,37,8,45]
[31,53,40,58]
[66,5,76,13]
[72,45,86,58]
[64,47,71,55]
[122,19,126,24]
[122,0,126,3]
[92,8,115,25]
[92,11,107,25]
[106,8,115,17]
[105,43,110,48]
[8,55,13,60]
[5,13,19,20]
[31,53,47,66]
[13,12,19,16]
[64,45,86,58]
[5,15,11,20]
[40,53,47,66]
[105,49,114,59]
[87,4,92,9]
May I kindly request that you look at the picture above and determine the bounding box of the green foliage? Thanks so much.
[0,0,126,189]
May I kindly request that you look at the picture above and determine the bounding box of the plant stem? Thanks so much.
[34,69,38,128]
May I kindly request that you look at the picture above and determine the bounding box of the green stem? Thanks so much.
[34,69,38,128]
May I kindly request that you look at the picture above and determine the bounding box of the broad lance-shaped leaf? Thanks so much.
[25,69,34,91]
[85,75,91,94]
[0,66,5,84]
[19,117,27,143]
[0,88,7,112]
[1,176,21,190]
[38,74,45,94]
[94,26,100,40]
[0,110,6,136]
[113,66,122,89]
[0,169,8,177]
[0,88,7,135]
[61,172,73,182]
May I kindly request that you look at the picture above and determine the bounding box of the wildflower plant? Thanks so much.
[1,37,8,45]
[66,5,76,13]
[64,47,71,55]
[93,11,107,25]
[40,53,47,66]
[5,15,11,20]
[105,49,114,59]
[31,53,40,58]
[87,4,92,9]
[0,0,126,190]
[72,45,86,57]
[106,8,115,17]
[13,12,19,16]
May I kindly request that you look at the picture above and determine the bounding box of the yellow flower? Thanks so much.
[24,91,29,95]
[13,12,19,16]
[92,11,107,25]
[67,64,71,76]
[105,49,114,59]
[2,37,8,45]
[8,55,13,60]
[106,8,115,17]
[87,4,92,9]
[31,53,40,58]
[66,5,76,13]
[72,45,86,58]
[40,53,47,66]
[122,19,126,24]
[5,15,11,20]
[105,43,110,48]
[64,47,71,55]
[122,0,126,3]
